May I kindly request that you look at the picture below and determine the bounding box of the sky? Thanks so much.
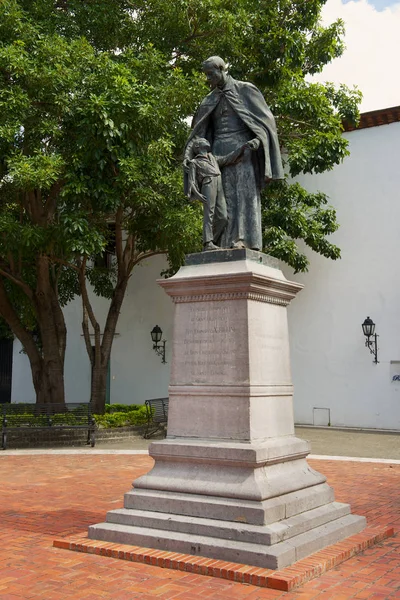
[311,0,400,112]
[344,0,399,8]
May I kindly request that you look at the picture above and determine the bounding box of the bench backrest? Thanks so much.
[2,403,92,427]
[145,398,169,423]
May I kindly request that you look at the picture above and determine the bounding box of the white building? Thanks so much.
[286,105,400,430]
[9,105,400,431]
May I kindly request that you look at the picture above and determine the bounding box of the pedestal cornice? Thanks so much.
[158,269,303,306]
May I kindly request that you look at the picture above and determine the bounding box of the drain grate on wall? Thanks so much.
[313,407,331,426]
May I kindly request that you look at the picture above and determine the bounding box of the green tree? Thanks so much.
[0,5,90,404]
[0,1,202,407]
[0,0,361,411]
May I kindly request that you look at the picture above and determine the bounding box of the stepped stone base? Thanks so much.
[89,492,365,569]
[89,516,365,571]
[89,438,366,569]
[89,250,366,569]
[123,482,335,525]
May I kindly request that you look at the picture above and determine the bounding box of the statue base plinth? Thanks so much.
[89,250,365,569]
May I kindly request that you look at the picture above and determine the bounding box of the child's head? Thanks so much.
[193,137,211,155]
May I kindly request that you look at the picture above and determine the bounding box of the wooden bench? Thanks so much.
[144,397,169,439]
[1,402,96,450]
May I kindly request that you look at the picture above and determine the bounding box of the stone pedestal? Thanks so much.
[89,250,365,569]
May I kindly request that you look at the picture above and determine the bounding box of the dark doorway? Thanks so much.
[0,339,13,403]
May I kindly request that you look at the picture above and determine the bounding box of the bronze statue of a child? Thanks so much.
[185,137,259,251]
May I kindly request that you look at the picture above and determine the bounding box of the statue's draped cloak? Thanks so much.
[184,76,284,187]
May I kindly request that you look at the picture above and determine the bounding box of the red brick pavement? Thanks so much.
[0,453,399,599]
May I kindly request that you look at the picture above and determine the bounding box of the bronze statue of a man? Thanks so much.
[184,56,284,251]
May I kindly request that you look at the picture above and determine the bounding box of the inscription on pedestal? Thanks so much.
[171,301,247,384]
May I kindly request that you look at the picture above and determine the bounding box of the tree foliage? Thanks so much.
[0,0,361,407]
[0,0,203,406]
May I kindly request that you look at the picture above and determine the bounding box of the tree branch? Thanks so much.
[280,115,313,128]
[0,277,42,366]
[0,265,35,301]
[123,232,135,273]
[77,258,98,332]
[82,305,93,366]
[129,250,165,272]
[44,180,63,220]
[115,206,125,275]
[51,257,80,272]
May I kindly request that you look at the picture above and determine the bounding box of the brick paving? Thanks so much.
[0,453,399,599]
[54,525,393,592]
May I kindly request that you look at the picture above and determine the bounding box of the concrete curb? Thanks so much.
[310,454,400,464]
[1,448,400,463]
[0,449,149,456]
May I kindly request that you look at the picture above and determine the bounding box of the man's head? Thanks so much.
[202,56,228,89]
[192,137,211,155]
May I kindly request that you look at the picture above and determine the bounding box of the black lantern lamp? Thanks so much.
[150,325,166,363]
[362,316,379,364]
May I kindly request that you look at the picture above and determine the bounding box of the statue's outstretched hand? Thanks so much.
[246,138,260,151]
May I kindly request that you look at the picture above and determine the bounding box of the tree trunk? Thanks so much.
[89,278,129,414]
[31,356,65,405]
[34,256,66,405]
[90,358,108,414]
[0,274,66,405]
[25,300,66,405]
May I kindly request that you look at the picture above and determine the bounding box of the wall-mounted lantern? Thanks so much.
[361,316,379,364]
[150,325,167,364]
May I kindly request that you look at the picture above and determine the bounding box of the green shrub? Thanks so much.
[104,403,143,414]
[6,412,48,427]
[126,407,148,425]
[94,405,148,428]
[51,413,81,426]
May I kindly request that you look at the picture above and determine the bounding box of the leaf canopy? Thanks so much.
[0,0,362,316]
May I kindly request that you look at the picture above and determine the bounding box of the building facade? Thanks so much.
[9,106,400,430]
[285,106,400,430]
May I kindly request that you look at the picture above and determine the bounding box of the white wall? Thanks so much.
[11,341,35,403]
[285,121,400,430]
